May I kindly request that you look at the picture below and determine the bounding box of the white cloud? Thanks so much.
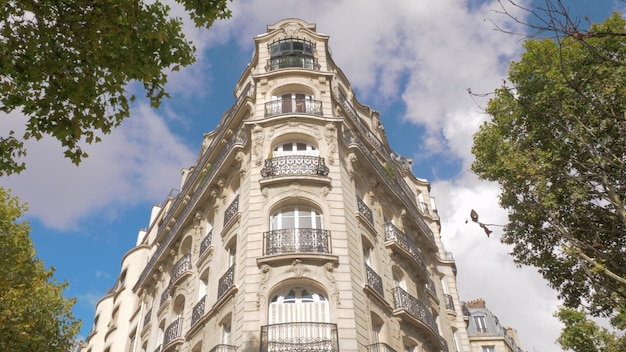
[1,105,196,230]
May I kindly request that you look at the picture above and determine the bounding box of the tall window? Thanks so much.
[482,346,495,352]
[475,315,488,333]
[271,206,322,230]
[221,321,232,345]
[269,287,329,324]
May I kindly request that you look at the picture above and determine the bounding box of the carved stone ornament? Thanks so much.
[324,122,337,165]
[253,124,265,166]
[288,259,308,278]
[256,264,272,308]
[283,23,301,36]
[347,153,358,180]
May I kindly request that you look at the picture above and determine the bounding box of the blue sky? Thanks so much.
[2,1,624,350]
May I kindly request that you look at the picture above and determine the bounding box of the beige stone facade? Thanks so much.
[80,18,474,352]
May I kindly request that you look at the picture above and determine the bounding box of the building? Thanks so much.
[463,299,524,352]
[80,18,473,352]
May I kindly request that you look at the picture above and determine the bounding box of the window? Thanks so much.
[482,346,495,352]
[221,321,232,345]
[198,271,208,300]
[268,38,316,70]
[475,315,488,333]
[271,206,322,230]
[119,270,127,288]
[269,287,329,324]
[272,141,318,157]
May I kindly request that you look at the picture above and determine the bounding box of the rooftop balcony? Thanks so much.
[263,228,331,256]
[260,322,339,352]
[264,98,323,118]
[266,55,320,71]
[261,156,329,178]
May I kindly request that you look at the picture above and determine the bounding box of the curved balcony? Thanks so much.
[384,222,428,277]
[264,98,323,117]
[261,156,329,178]
[392,287,444,349]
[263,228,331,256]
[163,318,183,351]
[266,55,320,71]
[169,253,191,289]
[260,322,339,352]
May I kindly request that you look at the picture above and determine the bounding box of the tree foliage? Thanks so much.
[0,0,231,176]
[471,12,626,323]
[0,187,80,351]
[556,307,626,352]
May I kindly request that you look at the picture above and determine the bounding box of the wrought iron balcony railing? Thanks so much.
[160,290,170,307]
[264,98,323,117]
[169,252,191,286]
[384,222,427,274]
[366,343,398,352]
[199,229,213,257]
[425,278,436,297]
[266,55,320,71]
[365,264,384,298]
[444,294,455,311]
[261,156,329,178]
[163,318,182,347]
[224,195,239,226]
[393,287,439,336]
[260,322,339,352]
[218,264,235,299]
[191,296,206,327]
[209,345,238,352]
[143,308,152,328]
[357,196,374,225]
[263,228,331,255]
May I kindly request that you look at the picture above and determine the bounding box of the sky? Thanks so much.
[1,0,624,351]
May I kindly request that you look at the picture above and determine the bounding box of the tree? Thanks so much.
[471,12,626,325]
[556,307,626,352]
[0,187,81,351]
[0,0,231,176]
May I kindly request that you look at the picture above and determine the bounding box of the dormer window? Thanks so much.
[267,38,319,71]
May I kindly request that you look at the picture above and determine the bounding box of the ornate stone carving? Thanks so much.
[324,262,340,305]
[347,153,358,179]
[236,151,248,178]
[253,124,265,166]
[256,264,272,308]
[324,122,337,165]
[283,23,300,36]
[288,259,308,278]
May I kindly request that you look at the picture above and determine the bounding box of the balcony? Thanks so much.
[209,345,238,352]
[260,322,339,352]
[384,223,427,276]
[366,343,397,352]
[224,195,239,227]
[357,196,374,225]
[264,98,323,118]
[163,318,183,349]
[261,156,329,178]
[266,55,320,71]
[169,253,191,288]
[160,290,170,308]
[365,264,384,298]
[199,229,213,258]
[191,296,206,328]
[444,294,455,312]
[393,287,443,349]
[263,228,331,256]
[143,308,152,328]
[218,264,235,300]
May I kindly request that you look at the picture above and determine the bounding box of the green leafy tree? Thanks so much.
[0,187,81,351]
[0,0,231,176]
[471,12,626,324]
[556,307,626,352]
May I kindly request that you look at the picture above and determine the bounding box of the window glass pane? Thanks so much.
[292,41,304,51]
[297,143,307,151]
[280,42,291,52]
[304,43,313,54]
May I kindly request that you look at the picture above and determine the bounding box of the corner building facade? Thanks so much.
[81,19,471,352]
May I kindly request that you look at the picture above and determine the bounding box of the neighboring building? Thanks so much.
[80,18,472,352]
[463,299,524,352]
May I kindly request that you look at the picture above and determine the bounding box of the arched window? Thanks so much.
[271,206,322,230]
[273,141,318,157]
[269,287,329,324]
